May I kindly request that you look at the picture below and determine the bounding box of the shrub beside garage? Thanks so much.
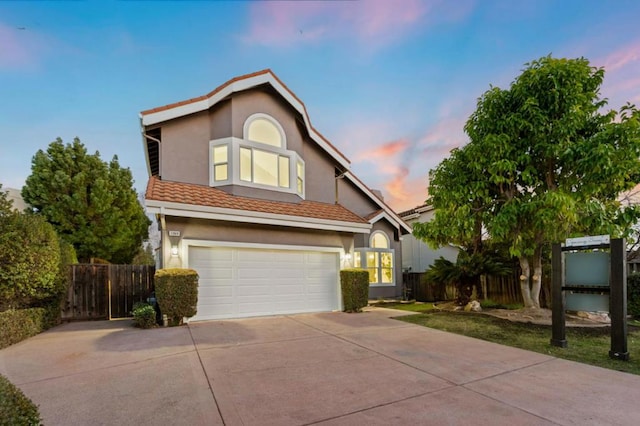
[0,374,41,425]
[155,268,199,326]
[340,269,369,312]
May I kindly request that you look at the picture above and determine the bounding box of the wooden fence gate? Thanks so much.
[62,264,155,321]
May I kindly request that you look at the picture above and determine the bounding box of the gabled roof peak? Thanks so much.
[140,68,350,168]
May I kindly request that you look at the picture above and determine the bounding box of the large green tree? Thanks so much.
[22,138,150,263]
[415,56,640,309]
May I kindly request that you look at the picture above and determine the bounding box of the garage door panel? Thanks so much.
[273,284,304,295]
[238,268,304,280]
[198,268,234,280]
[191,247,233,262]
[198,301,235,316]
[236,285,271,296]
[189,246,339,321]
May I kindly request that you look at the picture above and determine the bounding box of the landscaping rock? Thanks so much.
[464,300,482,312]
[576,311,610,323]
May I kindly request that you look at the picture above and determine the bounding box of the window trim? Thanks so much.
[243,113,287,148]
[354,247,395,286]
[370,231,390,249]
[209,137,305,198]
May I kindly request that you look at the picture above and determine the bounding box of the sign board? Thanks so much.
[565,251,609,287]
[565,235,610,247]
[168,230,181,237]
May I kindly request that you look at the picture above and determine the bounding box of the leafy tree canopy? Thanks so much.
[415,56,640,308]
[22,138,150,264]
[0,184,14,216]
[0,212,61,309]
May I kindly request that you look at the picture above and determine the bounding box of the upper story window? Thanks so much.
[210,113,305,198]
[244,113,286,148]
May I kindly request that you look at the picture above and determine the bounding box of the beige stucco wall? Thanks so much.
[161,216,355,269]
[160,111,210,184]
[336,178,380,219]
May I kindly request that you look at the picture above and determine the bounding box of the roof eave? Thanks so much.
[145,199,371,234]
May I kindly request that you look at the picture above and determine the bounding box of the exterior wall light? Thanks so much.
[170,245,179,257]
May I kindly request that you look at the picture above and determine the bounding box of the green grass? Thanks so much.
[374,302,437,313]
[395,310,640,375]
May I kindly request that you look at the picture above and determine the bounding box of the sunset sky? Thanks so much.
[1,1,639,212]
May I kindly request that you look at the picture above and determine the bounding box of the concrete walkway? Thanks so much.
[1,308,640,425]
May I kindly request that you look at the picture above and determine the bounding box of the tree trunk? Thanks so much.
[519,256,535,308]
[531,248,543,309]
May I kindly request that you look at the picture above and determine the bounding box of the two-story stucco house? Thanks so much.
[141,70,411,321]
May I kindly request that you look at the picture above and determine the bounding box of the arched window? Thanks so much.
[353,231,394,285]
[244,113,286,148]
[371,231,389,249]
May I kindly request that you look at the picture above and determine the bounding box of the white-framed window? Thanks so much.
[243,113,286,148]
[354,232,394,285]
[212,145,229,182]
[239,146,290,188]
[296,160,304,195]
[209,114,305,197]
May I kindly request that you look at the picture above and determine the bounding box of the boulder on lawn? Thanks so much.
[464,300,482,312]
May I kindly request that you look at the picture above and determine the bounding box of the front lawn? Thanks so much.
[393,309,640,375]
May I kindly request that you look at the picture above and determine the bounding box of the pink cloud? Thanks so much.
[356,138,410,162]
[243,0,471,49]
[0,23,35,69]
[599,40,640,73]
[592,39,640,110]
[418,115,468,158]
[0,22,59,71]
[383,166,430,212]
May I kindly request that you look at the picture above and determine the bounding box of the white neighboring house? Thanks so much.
[399,204,459,273]
[5,188,28,212]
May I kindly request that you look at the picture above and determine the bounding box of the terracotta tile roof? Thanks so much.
[364,209,384,221]
[145,176,368,225]
[139,69,350,164]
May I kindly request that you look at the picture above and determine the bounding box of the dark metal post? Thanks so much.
[609,238,629,360]
[551,242,567,347]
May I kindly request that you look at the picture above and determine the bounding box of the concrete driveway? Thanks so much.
[1,308,640,425]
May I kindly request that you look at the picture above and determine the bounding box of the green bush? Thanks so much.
[0,374,41,426]
[340,269,369,313]
[0,308,49,350]
[628,273,640,318]
[155,268,198,326]
[132,303,156,329]
[0,212,61,310]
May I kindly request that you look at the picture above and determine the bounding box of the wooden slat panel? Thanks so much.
[64,264,155,321]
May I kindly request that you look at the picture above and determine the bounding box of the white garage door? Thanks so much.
[187,245,340,321]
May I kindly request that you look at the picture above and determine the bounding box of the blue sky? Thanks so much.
[1,0,639,212]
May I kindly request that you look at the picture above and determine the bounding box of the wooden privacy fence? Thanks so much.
[403,272,524,305]
[62,264,155,321]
